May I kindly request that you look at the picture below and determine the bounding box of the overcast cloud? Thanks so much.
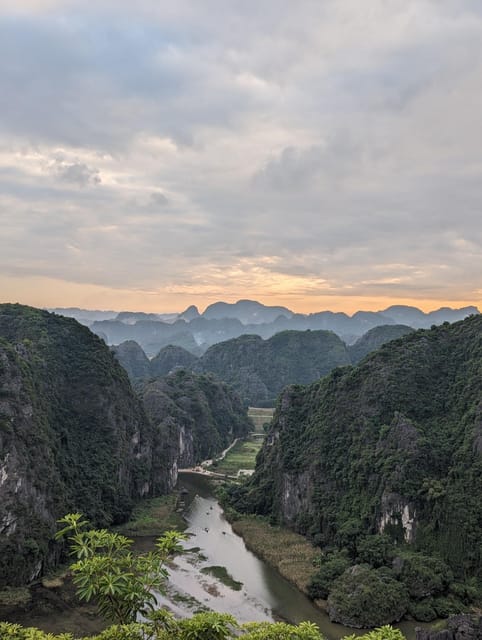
[0,0,481,312]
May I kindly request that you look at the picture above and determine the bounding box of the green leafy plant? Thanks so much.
[56,513,185,624]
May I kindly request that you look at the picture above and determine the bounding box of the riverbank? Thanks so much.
[115,493,186,536]
[231,516,318,596]
[0,572,107,636]
[0,494,186,635]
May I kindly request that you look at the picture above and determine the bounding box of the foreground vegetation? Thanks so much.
[0,619,407,640]
[0,515,406,640]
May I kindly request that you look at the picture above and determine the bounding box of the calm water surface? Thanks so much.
[161,473,430,640]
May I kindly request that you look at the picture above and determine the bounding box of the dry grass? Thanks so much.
[231,517,317,594]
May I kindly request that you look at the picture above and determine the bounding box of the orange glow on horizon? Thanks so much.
[0,274,480,316]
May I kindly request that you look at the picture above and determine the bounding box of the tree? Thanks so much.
[55,513,185,624]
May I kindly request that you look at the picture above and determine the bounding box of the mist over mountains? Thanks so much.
[49,299,479,357]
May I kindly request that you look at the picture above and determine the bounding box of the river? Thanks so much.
[151,472,429,640]
[3,472,432,638]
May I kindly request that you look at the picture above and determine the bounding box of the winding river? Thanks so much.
[4,472,432,638]
[153,473,428,640]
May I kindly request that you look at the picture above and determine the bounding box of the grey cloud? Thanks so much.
[55,162,101,187]
[148,192,169,207]
[0,1,482,305]
[253,132,361,191]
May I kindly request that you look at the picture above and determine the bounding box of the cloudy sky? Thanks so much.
[1,0,481,313]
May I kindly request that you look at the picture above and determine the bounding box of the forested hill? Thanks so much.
[197,330,350,405]
[139,369,251,472]
[348,324,414,363]
[0,304,253,588]
[113,327,419,406]
[230,315,482,624]
[0,304,154,587]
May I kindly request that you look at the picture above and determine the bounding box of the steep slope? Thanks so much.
[0,304,155,587]
[150,345,199,378]
[111,340,151,380]
[139,370,251,474]
[111,342,199,383]
[198,330,351,406]
[235,316,482,571]
[348,324,414,364]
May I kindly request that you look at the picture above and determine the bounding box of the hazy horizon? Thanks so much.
[2,292,479,318]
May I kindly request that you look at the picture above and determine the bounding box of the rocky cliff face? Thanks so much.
[235,316,482,574]
[415,615,482,640]
[0,305,254,589]
[0,305,156,587]
[139,369,252,477]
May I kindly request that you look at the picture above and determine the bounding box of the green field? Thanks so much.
[115,494,186,536]
[209,407,274,476]
[210,437,264,475]
[248,407,275,433]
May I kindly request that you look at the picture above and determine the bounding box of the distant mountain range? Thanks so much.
[49,299,479,356]
[112,324,415,406]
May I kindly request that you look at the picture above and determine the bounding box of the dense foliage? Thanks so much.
[229,316,482,625]
[55,513,185,624]
[139,369,251,469]
[111,343,198,382]
[0,304,154,587]
[347,325,414,364]
[198,330,351,406]
[0,620,406,640]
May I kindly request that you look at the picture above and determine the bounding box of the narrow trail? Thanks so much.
[178,437,240,478]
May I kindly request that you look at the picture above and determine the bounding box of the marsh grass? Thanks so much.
[231,516,317,594]
[0,587,31,607]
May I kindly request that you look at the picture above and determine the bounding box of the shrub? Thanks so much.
[356,535,395,568]
[327,565,409,628]
[308,553,351,599]
[55,513,185,624]
[395,552,453,598]
[407,599,437,622]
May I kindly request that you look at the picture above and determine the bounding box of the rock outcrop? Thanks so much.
[0,304,154,587]
[416,615,482,640]
[139,369,251,477]
[234,315,482,573]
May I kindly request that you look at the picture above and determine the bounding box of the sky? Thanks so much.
[0,0,481,314]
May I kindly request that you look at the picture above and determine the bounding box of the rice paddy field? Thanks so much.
[209,407,274,476]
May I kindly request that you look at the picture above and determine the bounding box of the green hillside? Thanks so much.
[229,316,482,625]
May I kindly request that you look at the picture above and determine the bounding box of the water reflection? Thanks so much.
[173,473,428,640]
